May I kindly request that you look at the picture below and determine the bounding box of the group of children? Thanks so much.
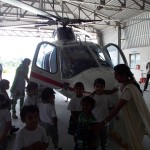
[0,77,117,150]
[0,79,62,150]
[67,78,118,150]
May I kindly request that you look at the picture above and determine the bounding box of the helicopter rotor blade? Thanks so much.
[0,0,61,21]
[0,0,109,29]
[71,19,102,24]
[0,23,45,29]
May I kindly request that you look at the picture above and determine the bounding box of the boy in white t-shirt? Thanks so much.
[38,87,62,150]
[24,82,39,106]
[91,78,110,150]
[0,94,11,150]
[13,105,49,150]
[67,82,84,138]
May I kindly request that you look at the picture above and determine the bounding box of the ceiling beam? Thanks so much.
[132,0,145,9]
[0,0,60,20]
[63,1,111,19]
[63,0,150,12]
[117,0,126,7]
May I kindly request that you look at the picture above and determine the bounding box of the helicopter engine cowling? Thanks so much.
[57,27,75,41]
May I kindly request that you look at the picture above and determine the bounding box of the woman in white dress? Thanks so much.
[94,64,150,150]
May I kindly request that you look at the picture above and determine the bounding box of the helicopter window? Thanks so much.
[106,45,125,66]
[36,43,57,73]
[90,45,113,67]
[61,45,98,79]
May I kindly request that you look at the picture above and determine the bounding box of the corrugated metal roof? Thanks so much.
[0,0,150,34]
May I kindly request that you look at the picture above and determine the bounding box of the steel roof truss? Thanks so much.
[131,0,145,10]
[117,0,126,7]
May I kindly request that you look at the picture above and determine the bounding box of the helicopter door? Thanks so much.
[30,41,62,89]
[103,43,128,66]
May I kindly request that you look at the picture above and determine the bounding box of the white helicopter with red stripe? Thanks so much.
[30,26,127,98]
[1,0,128,98]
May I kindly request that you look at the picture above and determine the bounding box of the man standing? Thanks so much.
[0,63,3,80]
[10,58,31,118]
[144,62,150,91]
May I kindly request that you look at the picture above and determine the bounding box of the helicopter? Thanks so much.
[28,20,128,98]
[1,0,128,98]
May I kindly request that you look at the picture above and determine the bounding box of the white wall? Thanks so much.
[123,46,150,82]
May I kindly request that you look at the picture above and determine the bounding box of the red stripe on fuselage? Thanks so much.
[30,71,90,94]
[30,71,63,88]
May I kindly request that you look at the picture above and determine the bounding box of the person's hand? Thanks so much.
[30,141,43,150]
[90,90,96,96]
[0,136,7,144]
[92,122,105,134]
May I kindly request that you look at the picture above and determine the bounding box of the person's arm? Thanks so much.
[52,116,58,127]
[93,99,128,132]
[18,69,30,83]
[21,141,48,150]
[71,111,79,122]
[146,62,149,70]
[26,141,49,150]
[104,87,118,95]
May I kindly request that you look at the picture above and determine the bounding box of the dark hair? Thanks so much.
[20,105,39,122]
[114,64,142,94]
[94,78,105,87]
[41,87,55,102]
[0,79,9,89]
[74,82,84,89]
[22,58,31,65]
[26,82,38,92]
[81,96,95,108]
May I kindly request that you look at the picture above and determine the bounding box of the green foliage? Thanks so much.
[2,58,22,73]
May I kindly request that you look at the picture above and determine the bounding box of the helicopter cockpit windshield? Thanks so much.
[36,43,57,74]
[61,45,98,79]
[90,44,113,68]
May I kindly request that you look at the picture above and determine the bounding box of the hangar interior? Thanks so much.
[0,0,150,81]
[0,1,150,150]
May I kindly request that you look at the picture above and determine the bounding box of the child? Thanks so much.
[74,96,97,150]
[0,79,12,109]
[38,87,61,150]
[0,79,19,133]
[91,78,110,150]
[13,105,49,150]
[0,94,11,150]
[67,82,84,137]
[24,82,39,106]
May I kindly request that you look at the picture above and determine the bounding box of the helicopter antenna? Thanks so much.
[85,35,91,42]
[76,34,82,44]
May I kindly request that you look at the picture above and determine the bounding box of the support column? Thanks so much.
[118,23,121,63]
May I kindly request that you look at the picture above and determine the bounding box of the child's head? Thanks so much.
[74,82,84,97]
[0,79,10,90]
[41,87,55,104]
[81,96,95,113]
[20,105,39,130]
[26,82,38,95]
[0,94,8,109]
[94,78,105,94]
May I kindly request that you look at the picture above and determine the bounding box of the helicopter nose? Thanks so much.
[75,68,116,92]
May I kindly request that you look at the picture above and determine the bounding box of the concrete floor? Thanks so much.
[5,83,150,150]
